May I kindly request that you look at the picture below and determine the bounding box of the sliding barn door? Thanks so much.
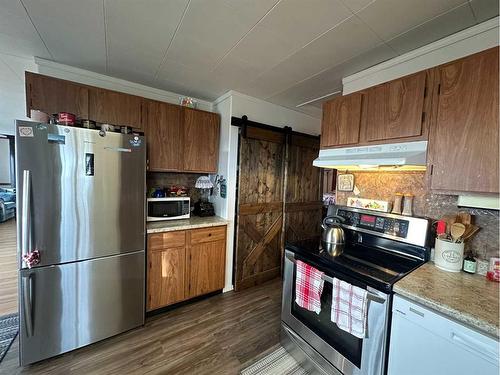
[235,127,285,291]
[285,135,322,242]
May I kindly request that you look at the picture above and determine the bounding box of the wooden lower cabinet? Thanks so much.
[147,226,226,311]
[147,246,186,311]
[186,240,226,299]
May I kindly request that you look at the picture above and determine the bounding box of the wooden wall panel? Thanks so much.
[234,127,322,291]
[235,133,285,291]
[285,134,322,243]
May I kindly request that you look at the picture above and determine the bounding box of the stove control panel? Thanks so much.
[337,209,409,238]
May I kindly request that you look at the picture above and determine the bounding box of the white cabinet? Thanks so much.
[388,295,499,375]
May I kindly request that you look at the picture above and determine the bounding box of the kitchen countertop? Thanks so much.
[147,216,228,233]
[394,263,499,338]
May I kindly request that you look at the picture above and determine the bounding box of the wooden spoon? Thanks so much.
[458,212,472,225]
[450,222,466,243]
[462,225,480,241]
[442,214,457,235]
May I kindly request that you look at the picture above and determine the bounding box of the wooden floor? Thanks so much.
[1,277,282,374]
[0,218,17,316]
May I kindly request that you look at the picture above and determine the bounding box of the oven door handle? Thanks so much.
[285,252,386,304]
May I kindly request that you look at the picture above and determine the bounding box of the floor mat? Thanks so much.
[241,346,308,375]
[0,313,18,363]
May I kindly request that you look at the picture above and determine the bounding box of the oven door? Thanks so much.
[282,249,390,375]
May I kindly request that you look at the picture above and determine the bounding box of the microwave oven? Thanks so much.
[147,197,190,221]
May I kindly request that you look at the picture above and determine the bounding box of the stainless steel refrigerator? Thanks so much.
[15,120,146,366]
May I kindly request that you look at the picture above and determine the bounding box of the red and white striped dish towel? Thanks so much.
[295,260,325,314]
[331,278,368,338]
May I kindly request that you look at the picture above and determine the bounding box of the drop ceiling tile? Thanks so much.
[165,0,275,70]
[0,0,50,58]
[106,65,158,89]
[265,101,322,118]
[356,0,467,41]
[227,24,299,73]
[158,59,210,82]
[22,0,106,72]
[238,16,382,98]
[156,73,226,101]
[340,0,376,13]
[222,0,280,21]
[212,54,264,88]
[387,3,477,54]
[105,0,188,75]
[257,0,353,49]
[156,59,226,99]
[469,0,499,22]
[266,43,395,106]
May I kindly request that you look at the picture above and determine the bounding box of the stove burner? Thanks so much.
[286,235,427,292]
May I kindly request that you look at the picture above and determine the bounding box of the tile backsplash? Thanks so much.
[147,172,204,203]
[335,171,499,260]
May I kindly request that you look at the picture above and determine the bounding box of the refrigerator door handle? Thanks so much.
[22,273,34,337]
[21,170,31,265]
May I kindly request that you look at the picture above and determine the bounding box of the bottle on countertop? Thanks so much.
[402,194,414,216]
[392,193,403,214]
[463,253,477,274]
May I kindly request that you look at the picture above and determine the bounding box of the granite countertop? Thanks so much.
[394,263,499,338]
[147,216,228,233]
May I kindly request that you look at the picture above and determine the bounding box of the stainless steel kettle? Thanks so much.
[321,215,345,257]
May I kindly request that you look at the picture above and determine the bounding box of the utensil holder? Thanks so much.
[434,238,465,272]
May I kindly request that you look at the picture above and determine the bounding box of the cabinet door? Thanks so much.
[26,72,89,118]
[183,108,220,173]
[321,93,362,148]
[147,246,186,311]
[146,100,182,171]
[89,88,144,129]
[186,227,226,299]
[365,71,426,142]
[429,47,499,193]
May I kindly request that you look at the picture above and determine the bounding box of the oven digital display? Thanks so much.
[360,214,376,226]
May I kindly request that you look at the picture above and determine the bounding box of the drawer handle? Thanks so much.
[208,233,212,236]
[409,307,424,318]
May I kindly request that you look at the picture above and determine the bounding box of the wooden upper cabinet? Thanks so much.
[26,72,89,118]
[146,100,183,171]
[428,47,499,193]
[183,108,220,173]
[364,71,427,142]
[321,93,362,148]
[89,87,144,129]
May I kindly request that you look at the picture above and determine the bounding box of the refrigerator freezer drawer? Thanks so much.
[19,251,145,366]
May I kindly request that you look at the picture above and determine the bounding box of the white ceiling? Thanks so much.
[0,0,498,117]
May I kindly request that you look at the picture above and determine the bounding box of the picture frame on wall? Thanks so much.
[337,173,354,192]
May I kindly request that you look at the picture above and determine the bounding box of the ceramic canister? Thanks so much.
[434,237,465,272]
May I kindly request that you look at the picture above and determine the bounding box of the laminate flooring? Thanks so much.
[1,277,283,374]
[0,219,17,317]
